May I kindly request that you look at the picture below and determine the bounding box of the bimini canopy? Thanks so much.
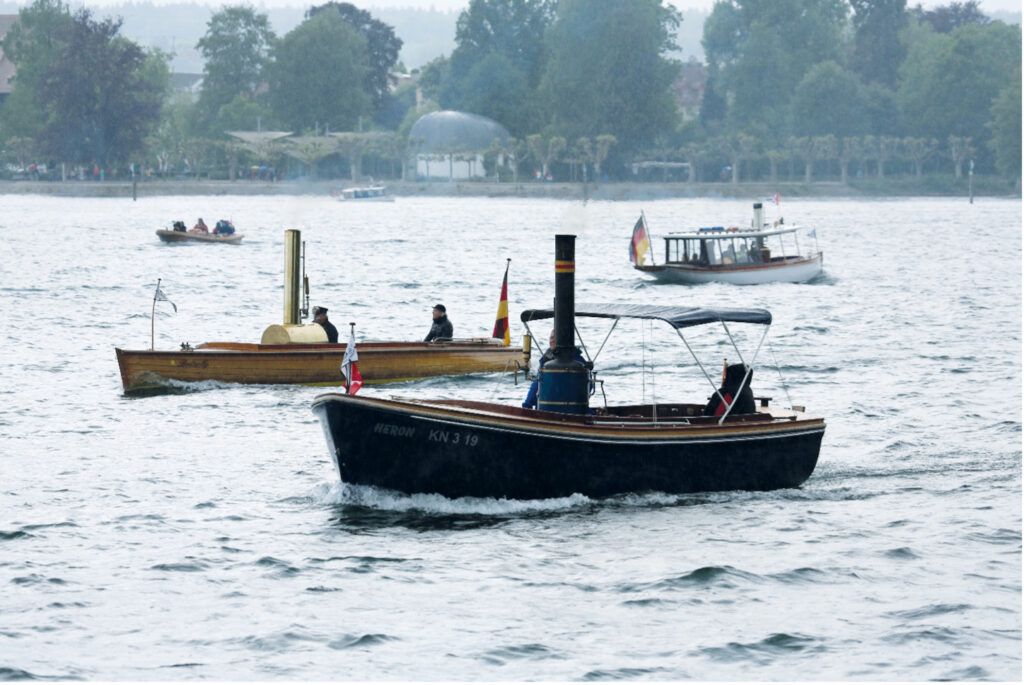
[520,303,771,329]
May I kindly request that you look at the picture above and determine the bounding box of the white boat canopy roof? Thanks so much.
[665,226,801,239]
[520,303,772,329]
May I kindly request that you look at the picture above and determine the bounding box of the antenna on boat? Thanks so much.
[301,240,310,321]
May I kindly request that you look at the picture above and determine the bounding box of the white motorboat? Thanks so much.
[630,203,823,285]
[334,186,394,202]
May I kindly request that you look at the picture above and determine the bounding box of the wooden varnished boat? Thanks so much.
[156,229,243,245]
[116,339,527,394]
[120,228,527,394]
[312,235,826,499]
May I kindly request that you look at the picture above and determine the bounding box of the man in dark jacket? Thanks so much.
[313,306,339,343]
[424,304,454,342]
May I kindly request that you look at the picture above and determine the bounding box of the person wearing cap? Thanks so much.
[313,306,338,343]
[424,304,453,342]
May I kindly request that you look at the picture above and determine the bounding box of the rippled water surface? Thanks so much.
[0,194,1020,680]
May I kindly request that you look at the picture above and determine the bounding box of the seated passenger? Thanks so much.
[190,218,209,233]
[702,362,756,417]
[213,220,235,235]
[424,304,454,342]
[172,220,187,232]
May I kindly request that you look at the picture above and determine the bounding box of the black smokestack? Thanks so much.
[553,234,575,359]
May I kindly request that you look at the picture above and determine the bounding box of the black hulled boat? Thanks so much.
[311,236,825,499]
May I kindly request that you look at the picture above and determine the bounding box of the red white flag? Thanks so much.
[341,328,363,395]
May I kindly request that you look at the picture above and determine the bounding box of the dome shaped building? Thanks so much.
[408,110,510,181]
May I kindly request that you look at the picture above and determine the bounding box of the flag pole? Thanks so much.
[346,322,356,394]
[151,279,160,350]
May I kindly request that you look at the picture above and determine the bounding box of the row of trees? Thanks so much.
[680,134,985,184]
[0,0,1019,181]
[698,0,1020,178]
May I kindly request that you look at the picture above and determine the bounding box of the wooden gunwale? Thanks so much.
[312,393,826,442]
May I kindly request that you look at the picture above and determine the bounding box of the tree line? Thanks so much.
[0,0,1019,183]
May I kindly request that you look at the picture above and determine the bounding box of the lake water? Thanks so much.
[0,194,1020,680]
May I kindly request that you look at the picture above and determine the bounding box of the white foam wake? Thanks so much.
[306,481,593,515]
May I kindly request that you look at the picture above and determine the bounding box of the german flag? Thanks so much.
[492,259,511,345]
[629,214,652,266]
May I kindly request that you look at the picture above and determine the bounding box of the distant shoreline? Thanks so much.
[0,178,1017,200]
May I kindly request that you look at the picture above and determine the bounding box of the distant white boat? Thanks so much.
[630,203,823,285]
[334,186,394,202]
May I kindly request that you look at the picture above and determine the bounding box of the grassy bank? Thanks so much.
[0,175,1018,199]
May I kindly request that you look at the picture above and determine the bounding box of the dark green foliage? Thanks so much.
[417,56,450,104]
[449,0,553,87]
[850,0,907,87]
[792,61,869,137]
[21,5,168,165]
[0,0,74,140]
[988,65,1021,178]
[307,2,402,109]
[439,0,552,135]
[267,12,371,132]
[910,1,989,33]
[448,53,534,136]
[703,0,847,138]
[194,5,275,133]
[375,83,418,130]
[898,20,1020,168]
[540,0,680,156]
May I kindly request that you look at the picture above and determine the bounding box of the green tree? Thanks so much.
[988,66,1021,179]
[268,12,372,133]
[147,92,194,176]
[540,0,680,157]
[862,83,900,135]
[911,0,989,33]
[307,2,402,110]
[526,133,565,178]
[450,53,534,136]
[792,61,869,137]
[898,20,1020,166]
[441,0,553,129]
[947,135,974,178]
[703,0,847,139]
[0,0,74,140]
[593,134,617,179]
[850,0,907,88]
[34,9,168,166]
[449,0,552,87]
[900,137,937,176]
[195,5,275,133]
[417,56,449,104]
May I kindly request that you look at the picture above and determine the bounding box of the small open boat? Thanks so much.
[312,235,825,499]
[334,186,394,202]
[156,229,243,245]
[631,203,821,285]
[119,229,524,394]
